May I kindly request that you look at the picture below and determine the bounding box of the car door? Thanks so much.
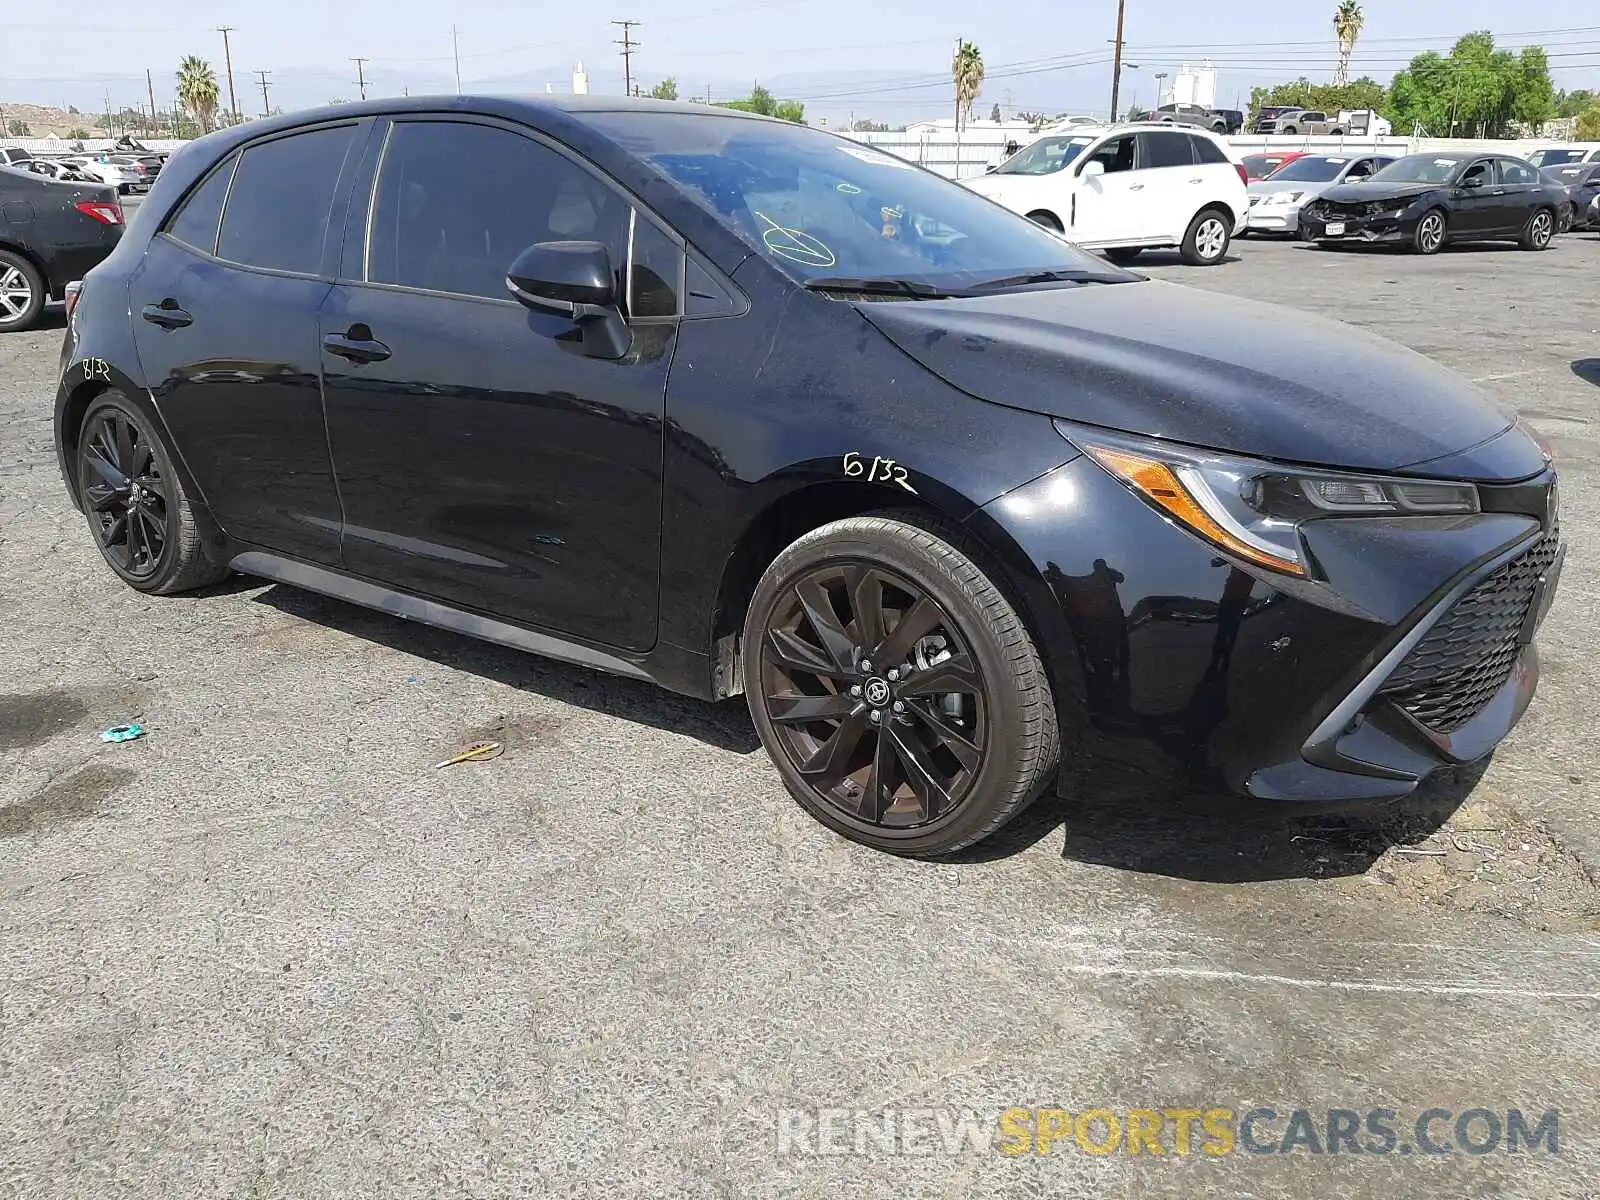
[317,115,676,652]
[1493,159,1541,233]
[1450,158,1499,234]
[1133,130,1199,242]
[1070,133,1142,243]
[127,120,365,566]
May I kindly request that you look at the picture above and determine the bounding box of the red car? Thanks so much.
[1242,151,1308,182]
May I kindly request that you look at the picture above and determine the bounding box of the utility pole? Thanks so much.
[352,57,370,101]
[953,36,962,131]
[218,27,240,124]
[612,20,640,98]
[1108,0,1127,123]
[254,70,272,115]
[452,25,462,95]
[147,68,158,134]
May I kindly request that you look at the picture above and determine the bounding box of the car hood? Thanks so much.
[859,279,1523,477]
[964,173,1058,204]
[1319,180,1438,204]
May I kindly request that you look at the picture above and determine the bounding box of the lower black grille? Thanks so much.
[1382,529,1559,733]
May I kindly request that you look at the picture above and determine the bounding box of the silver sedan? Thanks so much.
[1245,153,1395,235]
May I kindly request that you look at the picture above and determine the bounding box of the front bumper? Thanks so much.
[1300,206,1417,244]
[971,453,1562,806]
[1246,202,1303,233]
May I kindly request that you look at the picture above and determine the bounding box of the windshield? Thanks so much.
[1530,149,1582,167]
[1369,155,1465,184]
[588,112,1123,289]
[1265,155,1349,182]
[991,134,1095,177]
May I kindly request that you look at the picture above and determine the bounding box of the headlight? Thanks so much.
[1064,426,1479,578]
[1262,190,1304,206]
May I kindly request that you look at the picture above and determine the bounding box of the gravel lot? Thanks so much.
[2,220,1598,1198]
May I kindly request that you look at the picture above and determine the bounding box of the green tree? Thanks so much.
[718,84,804,123]
[1333,0,1364,86]
[177,54,221,133]
[852,118,890,132]
[1248,76,1384,123]
[1513,46,1556,131]
[6,119,31,136]
[649,77,678,101]
[952,40,984,131]
[1385,34,1554,137]
[66,126,93,140]
[1579,104,1600,140]
[1557,88,1594,118]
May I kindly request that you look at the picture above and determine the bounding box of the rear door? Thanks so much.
[1134,130,1201,241]
[317,115,676,651]
[1493,158,1541,233]
[128,120,366,565]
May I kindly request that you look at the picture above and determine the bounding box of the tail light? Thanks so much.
[75,200,124,226]
[64,281,84,322]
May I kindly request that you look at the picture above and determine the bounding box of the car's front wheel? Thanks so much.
[1104,247,1143,265]
[76,392,229,594]
[743,513,1060,857]
[1413,208,1447,255]
[1025,210,1063,234]
[0,250,46,333]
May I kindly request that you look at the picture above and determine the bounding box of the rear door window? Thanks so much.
[164,153,237,255]
[1498,160,1537,185]
[217,125,357,275]
[1138,131,1195,170]
[365,120,628,301]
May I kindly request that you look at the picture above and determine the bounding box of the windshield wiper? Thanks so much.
[803,276,955,299]
[963,268,1122,292]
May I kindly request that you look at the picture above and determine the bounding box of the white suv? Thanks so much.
[964,124,1248,266]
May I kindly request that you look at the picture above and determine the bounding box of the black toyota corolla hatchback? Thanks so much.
[54,97,1564,856]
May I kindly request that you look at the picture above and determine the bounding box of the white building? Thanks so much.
[1171,61,1218,110]
[572,62,589,96]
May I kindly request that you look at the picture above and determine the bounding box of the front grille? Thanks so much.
[1381,529,1560,733]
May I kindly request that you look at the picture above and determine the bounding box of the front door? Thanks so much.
[127,121,364,565]
[1451,159,1500,234]
[1072,134,1144,244]
[318,117,676,652]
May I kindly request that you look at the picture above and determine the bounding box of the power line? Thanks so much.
[351,57,369,101]
[217,27,240,124]
[254,69,272,115]
[612,20,640,97]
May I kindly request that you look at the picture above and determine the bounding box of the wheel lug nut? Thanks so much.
[850,685,862,698]
[892,700,905,713]
[859,659,872,673]
[887,668,899,681]
[869,710,882,723]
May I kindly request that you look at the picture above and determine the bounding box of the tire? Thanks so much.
[0,250,46,333]
[75,391,229,595]
[1104,247,1144,265]
[1281,125,1298,135]
[1520,207,1555,251]
[1413,208,1447,255]
[1180,207,1232,265]
[1329,127,1344,136]
[1025,210,1063,234]
[742,512,1060,857]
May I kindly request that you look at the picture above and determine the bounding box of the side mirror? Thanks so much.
[506,240,630,360]
[1081,160,1106,178]
[1460,176,1483,189]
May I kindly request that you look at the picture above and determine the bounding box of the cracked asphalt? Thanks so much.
[1,221,1597,1198]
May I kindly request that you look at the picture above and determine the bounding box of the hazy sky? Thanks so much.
[4,1,1596,124]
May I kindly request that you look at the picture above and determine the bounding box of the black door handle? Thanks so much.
[141,300,192,329]
[323,328,391,364]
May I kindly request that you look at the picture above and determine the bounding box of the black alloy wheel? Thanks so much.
[79,405,170,581]
[75,392,229,594]
[744,514,1060,857]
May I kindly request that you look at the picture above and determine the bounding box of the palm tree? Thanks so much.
[952,40,985,132]
[177,55,220,133]
[1333,1,1364,87]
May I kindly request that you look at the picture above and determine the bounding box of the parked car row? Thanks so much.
[0,161,125,331]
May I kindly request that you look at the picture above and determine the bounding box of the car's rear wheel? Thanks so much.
[76,392,229,595]
[1520,207,1555,250]
[1180,208,1232,265]
[743,513,1059,857]
[1104,247,1143,265]
[1413,208,1447,255]
[1281,125,1299,135]
[0,250,46,333]
[1025,210,1063,234]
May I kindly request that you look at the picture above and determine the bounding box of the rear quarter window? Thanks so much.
[164,153,238,255]
[217,125,358,275]
[1190,136,1229,165]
